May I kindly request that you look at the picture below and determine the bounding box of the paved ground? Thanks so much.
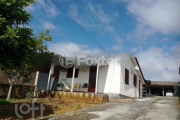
[48,96,180,120]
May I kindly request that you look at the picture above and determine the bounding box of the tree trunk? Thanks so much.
[7,83,13,100]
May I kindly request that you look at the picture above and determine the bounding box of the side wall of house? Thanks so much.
[120,54,141,97]
[140,80,142,97]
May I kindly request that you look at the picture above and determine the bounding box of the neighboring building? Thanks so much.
[37,54,146,98]
[149,81,179,96]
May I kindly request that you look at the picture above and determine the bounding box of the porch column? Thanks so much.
[95,64,99,94]
[47,63,55,90]
[71,68,75,92]
[34,71,39,97]
[149,87,151,94]
[139,81,141,97]
[162,86,164,96]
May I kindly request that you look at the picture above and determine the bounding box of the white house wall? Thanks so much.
[58,67,89,88]
[120,54,141,97]
[97,65,109,93]
[56,54,143,97]
[103,62,121,94]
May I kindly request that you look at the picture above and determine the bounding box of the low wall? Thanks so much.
[108,93,132,99]
[36,91,109,104]
[0,84,34,99]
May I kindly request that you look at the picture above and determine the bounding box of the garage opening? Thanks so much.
[164,86,174,96]
[151,85,174,96]
[151,86,163,96]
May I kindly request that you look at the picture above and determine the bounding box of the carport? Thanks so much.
[150,81,178,96]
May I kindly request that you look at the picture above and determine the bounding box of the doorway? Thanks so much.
[88,66,97,92]
[139,81,141,97]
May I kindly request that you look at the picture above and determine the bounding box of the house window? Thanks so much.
[66,68,79,78]
[133,74,137,87]
[125,68,129,85]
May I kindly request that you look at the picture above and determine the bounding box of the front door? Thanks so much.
[88,66,97,92]
[139,81,141,97]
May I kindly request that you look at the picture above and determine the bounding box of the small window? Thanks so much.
[125,68,129,85]
[66,68,79,78]
[133,74,137,87]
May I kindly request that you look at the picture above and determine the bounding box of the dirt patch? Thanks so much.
[50,97,180,120]
[175,98,180,120]
[0,98,99,119]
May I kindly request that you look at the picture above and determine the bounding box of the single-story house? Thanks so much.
[36,53,146,98]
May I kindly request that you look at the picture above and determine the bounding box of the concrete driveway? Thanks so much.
[49,96,180,120]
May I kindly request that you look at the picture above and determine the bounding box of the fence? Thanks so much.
[0,84,34,99]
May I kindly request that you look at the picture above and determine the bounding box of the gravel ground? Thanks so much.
[47,96,180,120]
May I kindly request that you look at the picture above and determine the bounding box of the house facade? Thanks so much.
[37,54,145,98]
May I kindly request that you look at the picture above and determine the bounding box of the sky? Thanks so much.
[25,0,180,82]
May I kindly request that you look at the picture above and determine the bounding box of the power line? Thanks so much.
[51,0,106,51]
[60,0,90,37]
[60,0,90,33]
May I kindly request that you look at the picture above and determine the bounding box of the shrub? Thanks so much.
[173,91,178,97]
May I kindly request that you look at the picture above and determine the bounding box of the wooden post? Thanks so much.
[47,63,55,90]
[7,83,13,100]
[162,85,164,96]
[34,71,39,97]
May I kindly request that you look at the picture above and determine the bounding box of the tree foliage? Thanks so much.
[0,0,53,82]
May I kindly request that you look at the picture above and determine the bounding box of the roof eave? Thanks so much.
[130,55,145,85]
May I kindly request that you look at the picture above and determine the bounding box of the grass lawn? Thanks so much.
[0,98,99,119]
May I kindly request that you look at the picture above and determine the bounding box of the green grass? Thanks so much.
[0,99,10,105]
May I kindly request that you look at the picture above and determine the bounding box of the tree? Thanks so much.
[0,0,52,99]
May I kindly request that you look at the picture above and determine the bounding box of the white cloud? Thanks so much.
[42,21,57,30]
[106,26,115,33]
[127,0,180,35]
[112,45,122,51]
[49,7,58,17]
[171,45,180,56]
[85,3,123,44]
[68,5,85,28]
[36,0,46,8]
[36,0,58,18]
[135,46,180,82]
[115,35,123,43]
[25,4,35,12]
[47,42,102,56]
[67,2,123,44]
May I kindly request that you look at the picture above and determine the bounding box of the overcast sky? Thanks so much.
[26,0,180,82]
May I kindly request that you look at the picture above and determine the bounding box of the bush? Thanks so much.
[173,92,178,97]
